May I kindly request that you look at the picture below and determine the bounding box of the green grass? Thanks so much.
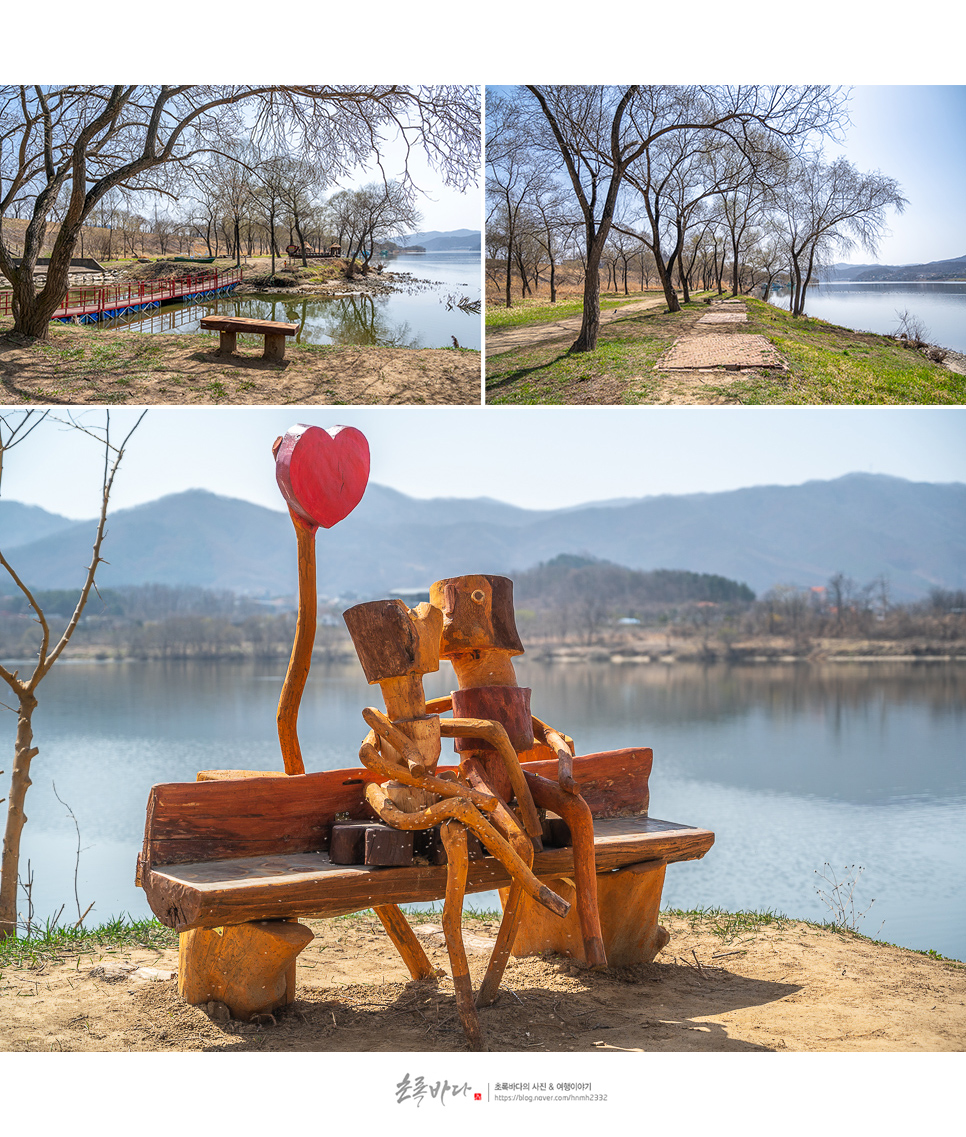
[486,290,668,330]
[487,301,710,404]
[0,916,177,969]
[3,908,959,968]
[486,293,965,405]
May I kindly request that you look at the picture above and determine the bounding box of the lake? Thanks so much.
[4,658,963,960]
[766,281,966,354]
[101,251,482,350]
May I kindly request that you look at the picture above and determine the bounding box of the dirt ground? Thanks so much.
[0,330,481,405]
[2,912,962,1053]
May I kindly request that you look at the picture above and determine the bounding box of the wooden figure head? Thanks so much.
[343,599,443,685]
[430,575,524,660]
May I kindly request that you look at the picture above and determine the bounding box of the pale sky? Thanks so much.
[3,407,964,521]
[824,86,966,265]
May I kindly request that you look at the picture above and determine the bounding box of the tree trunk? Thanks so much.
[0,692,39,938]
[569,244,603,353]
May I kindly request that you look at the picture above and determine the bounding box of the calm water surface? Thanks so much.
[5,659,963,959]
[767,281,966,353]
[102,250,481,350]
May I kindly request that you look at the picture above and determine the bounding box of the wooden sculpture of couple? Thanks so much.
[343,575,607,1049]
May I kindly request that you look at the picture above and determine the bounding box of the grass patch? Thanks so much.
[664,906,790,944]
[0,916,177,969]
[486,290,667,330]
[487,302,707,404]
[486,293,965,404]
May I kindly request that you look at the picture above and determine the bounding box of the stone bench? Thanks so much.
[200,315,299,361]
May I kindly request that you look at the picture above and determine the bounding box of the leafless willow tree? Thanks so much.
[0,409,145,939]
[514,85,847,351]
[778,154,906,316]
[0,85,480,338]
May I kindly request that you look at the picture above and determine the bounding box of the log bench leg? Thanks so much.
[499,859,670,968]
[217,330,238,356]
[263,332,286,361]
[374,903,437,980]
[178,919,314,1020]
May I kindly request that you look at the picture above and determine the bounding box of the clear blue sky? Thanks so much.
[3,407,964,520]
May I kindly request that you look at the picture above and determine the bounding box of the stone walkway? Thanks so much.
[657,299,786,372]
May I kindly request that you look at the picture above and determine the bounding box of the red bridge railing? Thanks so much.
[0,266,244,321]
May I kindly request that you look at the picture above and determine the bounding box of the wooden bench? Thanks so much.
[137,747,713,1018]
[199,315,299,361]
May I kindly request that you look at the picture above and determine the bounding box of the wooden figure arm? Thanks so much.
[425,695,453,715]
[358,738,498,812]
[365,785,569,919]
[361,707,428,776]
[531,715,578,794]
[440,716,543,843]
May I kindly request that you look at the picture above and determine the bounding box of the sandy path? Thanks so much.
[486,296,668,355]
[2,913,962,1053]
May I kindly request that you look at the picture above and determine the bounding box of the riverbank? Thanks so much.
[0,325,480,404]
[485,294,966,404]
[2,910,962,1052]
[0,256,481,404]
[51,631,966,665]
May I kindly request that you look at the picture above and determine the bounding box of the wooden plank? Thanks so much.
[141,767,384,868]
[142,816,714,931]
[200,316,298,334]
[521,747,652,817]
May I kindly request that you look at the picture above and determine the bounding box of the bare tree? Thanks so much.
[0,410,145,939]
[778,154,906,317]
[0,85,479,338]
[517,84,847,350]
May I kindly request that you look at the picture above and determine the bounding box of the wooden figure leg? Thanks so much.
[476,879,524,1007]
[264,332,286,361]
[218,329,237,355]
[500,859,670,967]
[373,904,437,980]
[526,770,607,967]
[179,919,314,1020]
[439,819,483,1050]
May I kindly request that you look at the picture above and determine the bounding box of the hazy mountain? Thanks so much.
[825,255,966,283]
[2,474,962,601]
[397,229,481,252]
[0,501,76,548]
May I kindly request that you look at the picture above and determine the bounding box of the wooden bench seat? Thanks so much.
[139,748,713,936]
[200,315,299,361]
[142,814,713,933]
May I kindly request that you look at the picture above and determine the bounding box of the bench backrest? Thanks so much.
[139,746,653,872]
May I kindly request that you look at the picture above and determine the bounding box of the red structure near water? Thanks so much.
[0,266,244,325]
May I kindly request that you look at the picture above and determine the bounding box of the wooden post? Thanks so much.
[218,329,237,355]
[499,859,670,967]
[178,919,314,1020]
[264,331,286,361]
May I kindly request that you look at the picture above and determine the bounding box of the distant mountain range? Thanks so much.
[1,474,962,604]
[397,229,481,252]
[825,255,966,283]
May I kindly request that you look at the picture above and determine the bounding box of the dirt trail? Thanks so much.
[2,913,962,1053]
[486,296,668,354]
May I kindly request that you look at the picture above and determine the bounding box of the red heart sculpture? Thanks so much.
[275,424,370,530]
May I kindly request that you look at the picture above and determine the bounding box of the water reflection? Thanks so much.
[98,251,482,349]
[5,659,963,955]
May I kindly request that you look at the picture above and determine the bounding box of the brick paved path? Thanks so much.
[659,333,784,370]
[658,299,785,371]
[697,311,748,324]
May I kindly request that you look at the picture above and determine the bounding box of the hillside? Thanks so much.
[398,229,481,252]
[827,255,966,283]
[1,474,962,602]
